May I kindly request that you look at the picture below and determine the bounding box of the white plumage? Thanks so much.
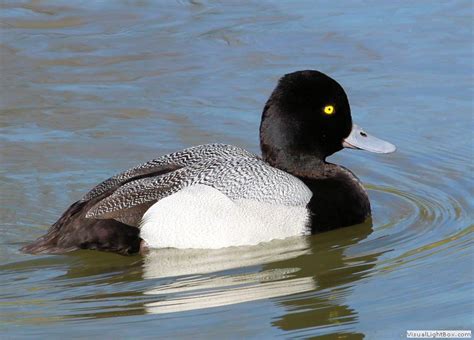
[140,184,311,249]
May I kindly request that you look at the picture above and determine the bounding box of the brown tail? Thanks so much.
[21,229,77,254]
[21,200,141,255]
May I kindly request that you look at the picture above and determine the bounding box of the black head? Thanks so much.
[260,70,353,169]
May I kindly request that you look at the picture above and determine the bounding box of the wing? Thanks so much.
[86,153,312,225]
[81,143,253,202]
[82,144,258,225]
[86,167,192,224]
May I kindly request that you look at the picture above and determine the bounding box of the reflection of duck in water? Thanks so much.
[22,70,395,255]
[142,217,380,326]
[11,219,378,324]
[268,221,381,337]
[142,236,316,314]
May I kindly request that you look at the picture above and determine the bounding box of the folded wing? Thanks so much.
[86,150,312,226]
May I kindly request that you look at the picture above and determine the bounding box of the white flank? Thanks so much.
[139,184,310,249]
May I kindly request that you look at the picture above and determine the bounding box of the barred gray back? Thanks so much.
[83,144,312,225]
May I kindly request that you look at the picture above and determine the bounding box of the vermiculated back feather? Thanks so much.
[86,167,192,221]
[85,144,312,225]
[82,144,254,202]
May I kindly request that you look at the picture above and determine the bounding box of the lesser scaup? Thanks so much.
[22,70,395,255]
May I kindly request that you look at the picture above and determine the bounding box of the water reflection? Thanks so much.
[143,236,311,279]
[269,221,381,337]
[143,237,314,314]
[1,223,379,333]
[141,219,382,338]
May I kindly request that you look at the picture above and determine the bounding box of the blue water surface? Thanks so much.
[0,0,472,338]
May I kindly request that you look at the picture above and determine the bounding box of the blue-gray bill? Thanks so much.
[343,124,396,154]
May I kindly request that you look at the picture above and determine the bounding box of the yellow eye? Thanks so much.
[323,105,335,115]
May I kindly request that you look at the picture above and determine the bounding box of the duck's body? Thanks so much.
[22,70,395,255]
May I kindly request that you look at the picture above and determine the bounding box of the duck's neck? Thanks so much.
[267,154,371,232]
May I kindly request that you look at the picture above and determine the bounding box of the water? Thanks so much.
[1,0,472,338]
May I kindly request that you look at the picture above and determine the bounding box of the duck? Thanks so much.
[22,70,396,255]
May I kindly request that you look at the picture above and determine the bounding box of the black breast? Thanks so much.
[299,167,371,232]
